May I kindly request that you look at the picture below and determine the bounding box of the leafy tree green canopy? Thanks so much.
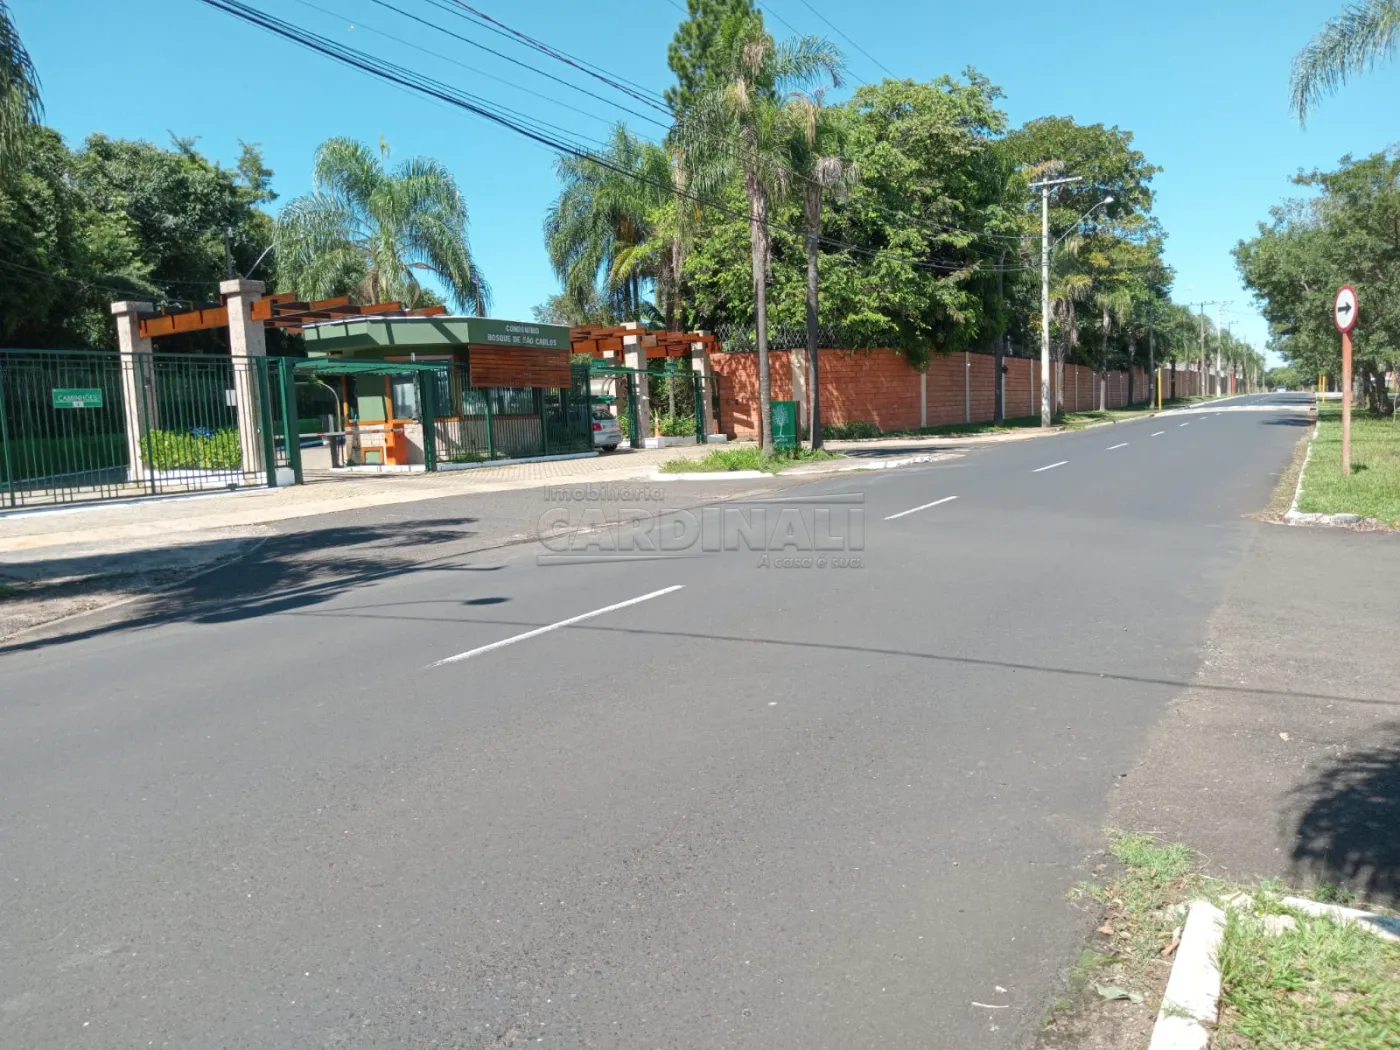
[0,130,276,348]
[1236,150,1400,411]
[665,0,762,115]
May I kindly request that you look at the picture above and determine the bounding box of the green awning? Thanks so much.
[294,358,446,377]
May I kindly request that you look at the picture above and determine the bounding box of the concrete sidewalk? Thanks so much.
[0,445,718,556]
[1109,522,1400,905]
[0,424,1058,557]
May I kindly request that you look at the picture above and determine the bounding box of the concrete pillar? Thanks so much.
[111,301,156,482]
[789,347,808,435]
[920,371,928,428]
[690,338,715,438]
[622,324,651,442]
[222,278,268,476]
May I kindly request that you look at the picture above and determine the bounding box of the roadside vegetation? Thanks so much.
[1040,832,1400,1050]
[1296,403,1400,526]
[815,397,1212,442]
[658,446,841,474]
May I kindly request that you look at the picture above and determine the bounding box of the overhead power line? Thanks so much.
[196,0,1141,278]
[289,0,639,129]
[790,0,896,79]
[429,0,671,112]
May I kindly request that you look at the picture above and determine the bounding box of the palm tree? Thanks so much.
[1093,287,1133,411]
[545,125,670,323]
[0,1,41,172]
[679,16,841,450]
[276,137,489,314]
[1049,237,1092,413]
[1291,0,1400,122]
[786,87,854,450]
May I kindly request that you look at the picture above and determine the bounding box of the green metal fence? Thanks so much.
[594,362,716,448]
[1,348,296,510]
[431,361,592,465]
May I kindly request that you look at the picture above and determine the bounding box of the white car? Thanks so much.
[592,406,622,452]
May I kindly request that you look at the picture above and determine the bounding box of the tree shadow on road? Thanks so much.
[0,516,503,656]
[1288,723,1400,906]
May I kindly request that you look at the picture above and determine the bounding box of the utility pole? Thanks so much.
[1148,299,1156,408]
[1196,303,1207,397]
[225,227,236,278]
[1029,175,1082,427]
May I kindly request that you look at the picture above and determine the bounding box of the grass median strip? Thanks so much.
[657,447,842,474]
[1297,403,1400,526]
[1038,832,1400,1050]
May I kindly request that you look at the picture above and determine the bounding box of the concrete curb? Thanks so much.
[1281,896,1400,942]
[648,470,768,481]
[830,452,952,472]
[1148,900,1225,1050]
[1277,421,1391,529]
[1147,893,1400,1050]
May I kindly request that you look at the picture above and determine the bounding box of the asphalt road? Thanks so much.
[0,393,1314,1049]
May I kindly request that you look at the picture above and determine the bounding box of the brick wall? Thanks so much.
[710,349,1164,437]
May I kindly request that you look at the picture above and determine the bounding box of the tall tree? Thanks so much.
[544,125,668,323]
[665,0,761,116]
[679,17,841,451]
[0,0,40,173]
[1291,0,1400,122]
[1236,150,1400,413]
[786,88,856,449]
[75,134,275,300]
[276,137,488,314]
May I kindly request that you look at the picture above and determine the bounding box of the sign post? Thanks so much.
[1334,286,1358,475]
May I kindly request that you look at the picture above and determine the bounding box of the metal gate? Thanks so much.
[595,362,716,449]
[0,348,299,510]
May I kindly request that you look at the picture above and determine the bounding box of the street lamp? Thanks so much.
[1029,176,1116,427]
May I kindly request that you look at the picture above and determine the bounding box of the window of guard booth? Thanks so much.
[390,374,420,420]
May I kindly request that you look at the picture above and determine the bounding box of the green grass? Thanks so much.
[0,583,19,601]
[658,447,843,474]
[1297,403,1400,526]
[1216,908,1400,1048]
[1111,833,1195,882]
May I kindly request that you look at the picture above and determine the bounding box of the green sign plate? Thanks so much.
[52,387,103,409]
[468,317,570,351]
[771,400,798,450]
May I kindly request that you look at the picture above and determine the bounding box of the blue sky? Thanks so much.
[15,0,1400,362]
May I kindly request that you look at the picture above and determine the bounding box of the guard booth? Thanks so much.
[299,316,592,469]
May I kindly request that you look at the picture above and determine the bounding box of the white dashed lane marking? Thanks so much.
[885,495,958,521]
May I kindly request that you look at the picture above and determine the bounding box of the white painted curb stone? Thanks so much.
[1281,896,1400,942]
[648,470,767,481]
[833,453,949,472]
[1148,900,1225,1050]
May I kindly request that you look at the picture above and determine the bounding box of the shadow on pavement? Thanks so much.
[0,517,493,656]
[1288,724,1400,905]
